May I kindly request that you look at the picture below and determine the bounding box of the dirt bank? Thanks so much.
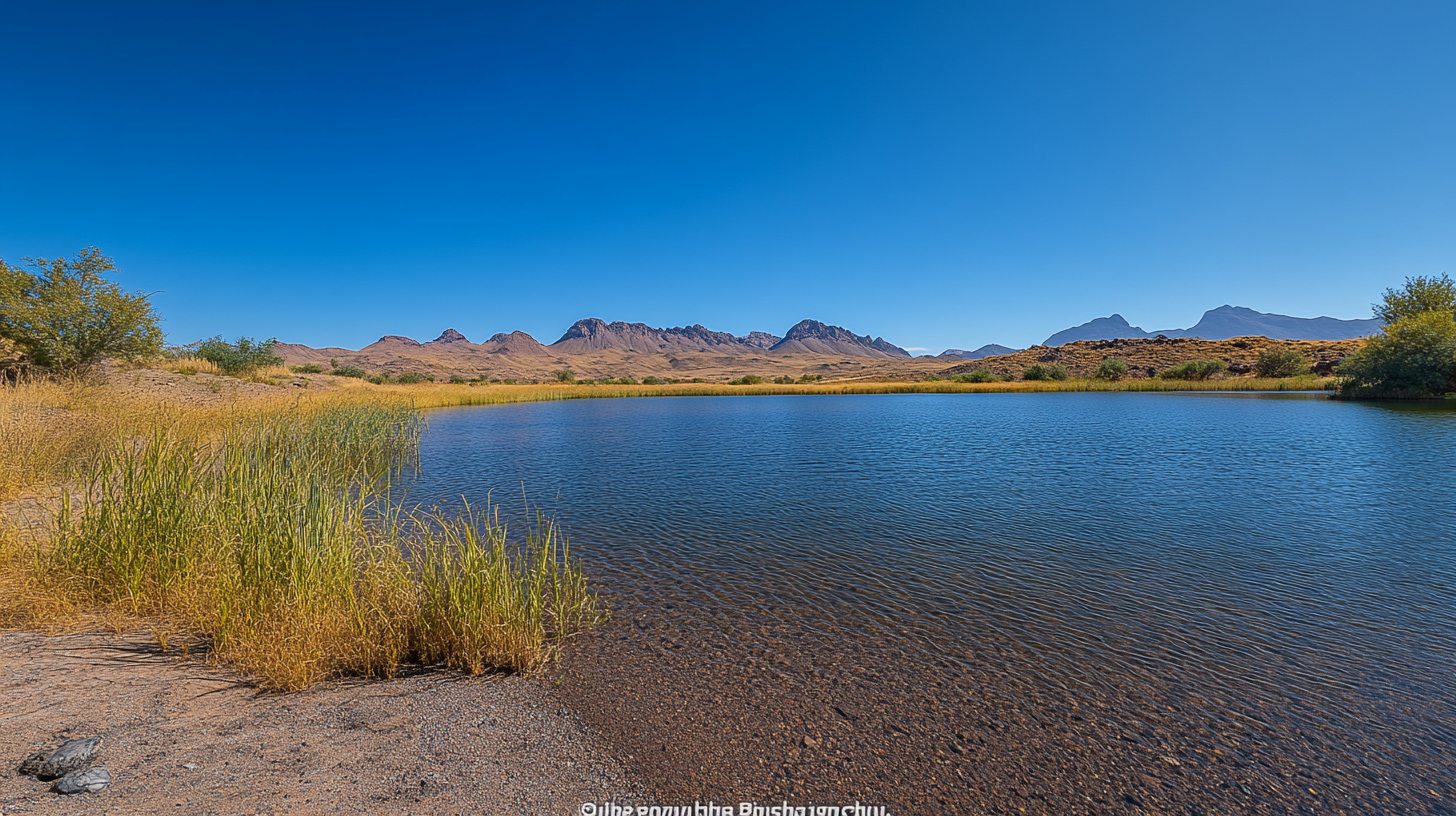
[0,632,645,815]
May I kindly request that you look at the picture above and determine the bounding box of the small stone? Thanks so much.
[1159,755,1181,766]
[33,737,103,779]
[54,767,111,795]
[802,736,818,749]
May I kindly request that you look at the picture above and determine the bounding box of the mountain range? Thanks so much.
[274,305,1376,381]
[274,317,913,381]
[1041,306,1381,346]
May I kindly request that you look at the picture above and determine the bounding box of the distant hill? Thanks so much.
[937,344,1021,361]
[1043,306,1381,346]
[768,320,909,358]
[1172,305,1382,342]
[1044,315,1153,346]
[550,319,752,354]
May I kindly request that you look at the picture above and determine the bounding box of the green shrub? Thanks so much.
[923,374,942,382]
[1338,275,1456,398]
[290,363,324,374]
[554,369,575,383]
[1339,308,1456,396]
[395,372,433,384]
[1255,348,1309,378]
[1094,359,1128,381]
[1159,359,1228,380]
[366,373,390,385]
[773,375,794,384]
[1022,364,1070,381]
[190,335,283,375]
[330,365,366,379]
[502,379,517,385]
[641,376,660,385]
[0,247,164,373]
[729,375,764,385]
[449,374,467,384]
[798,374,821,382]
[952,370,1003,383]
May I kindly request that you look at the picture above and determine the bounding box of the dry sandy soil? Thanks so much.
[0,632,644,815]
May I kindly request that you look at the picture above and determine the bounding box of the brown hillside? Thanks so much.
[482,331,551,357]
[938,336,1363,379]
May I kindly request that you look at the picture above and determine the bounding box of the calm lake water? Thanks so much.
[405,393,1456,814]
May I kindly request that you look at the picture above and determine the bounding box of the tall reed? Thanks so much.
[31,398,601,690]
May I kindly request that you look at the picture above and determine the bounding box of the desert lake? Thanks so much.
[404,393,1456,813]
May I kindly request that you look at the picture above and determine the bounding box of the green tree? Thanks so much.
[1374,273,1456,324]
[1338,308,1456,396]
[0,248,163,372]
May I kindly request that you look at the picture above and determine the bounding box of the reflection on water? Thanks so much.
[404,393,1456,813]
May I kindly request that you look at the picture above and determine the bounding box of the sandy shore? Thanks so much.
[0,632,646,815]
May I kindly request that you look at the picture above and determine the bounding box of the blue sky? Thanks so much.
[2,1,1452,353]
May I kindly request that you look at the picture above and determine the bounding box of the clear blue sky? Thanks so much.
[2,1,1453,353]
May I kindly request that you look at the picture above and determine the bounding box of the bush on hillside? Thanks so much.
[192,335,283,375]
[1159,359,1227,381]
[555,369,575,383]
[0,248,163,373]
[395,372,433,384]
[330,365,366,379]
[1254,348,1309,378]
[730,375,764,385]
[1022,364,1069,381]
[1094,359,1128,381]
[953,370,1003,383]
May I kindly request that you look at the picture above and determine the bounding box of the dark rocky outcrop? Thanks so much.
[740,331,782,350]
[432,328,469,344]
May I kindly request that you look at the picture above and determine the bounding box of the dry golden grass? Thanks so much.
[0,379,601,690]
[316,375,1337,413]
